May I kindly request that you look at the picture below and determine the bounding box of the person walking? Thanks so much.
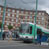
[2,33,5,40]
[39,30,42,45]
[8,29,12,41]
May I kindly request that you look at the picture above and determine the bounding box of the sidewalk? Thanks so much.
[0,38,22,42]
[0,40,23,43]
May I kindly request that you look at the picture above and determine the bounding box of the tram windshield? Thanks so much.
[19,23,32,34]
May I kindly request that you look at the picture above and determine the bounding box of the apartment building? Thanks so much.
[47,15,49,29]
[0,5,49,30]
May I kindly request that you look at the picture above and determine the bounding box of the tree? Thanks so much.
[8,25,13,30]
[0,22,2,28]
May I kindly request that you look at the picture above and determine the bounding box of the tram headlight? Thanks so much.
[28,36,33,39]
[19,35,22,38]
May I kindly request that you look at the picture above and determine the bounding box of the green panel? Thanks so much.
[42,30,49,34]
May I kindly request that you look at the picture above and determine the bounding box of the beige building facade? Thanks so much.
[0,5,49,30]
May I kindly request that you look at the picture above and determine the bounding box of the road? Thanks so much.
[0,40,49,49]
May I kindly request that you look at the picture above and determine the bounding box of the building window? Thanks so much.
[21,19,23,22]
[34,12,35,15]
[42,17,44,20]
[20,16,23,19]
[6,22,9,25]
[16,18,18,22]
[7,19,9,21]
[29,16,32,19]
[42,13,44,15]
[42,21,44,25]
[21,11,24,14]
[25,11,28,14]
[12,19,14,22]
[8,9,10,12]
[38,17,41,20]
[16,14,19,18]
[39,13,41,15]
[16,13,19,18]
[38,21,40,24]
[25,20,27,22]
[11,23,13,26]
[12,10,15,12]
[8,13,10,16]
[12,14,15,17]
[30,12,32,14]
[0,7,1,11]
[16,10,19,18]
[25,16,28,19]
[30,19,32,22]
[17,10,19,13]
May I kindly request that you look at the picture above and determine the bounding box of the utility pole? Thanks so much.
[34,0,38,42]
[1,0,6,39]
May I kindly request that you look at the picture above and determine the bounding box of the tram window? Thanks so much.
[30,26,32,34]
[19,27,22,33]
[27,28,29,33]
[37,28,42,34]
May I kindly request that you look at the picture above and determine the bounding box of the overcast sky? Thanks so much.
[0,0,49,14]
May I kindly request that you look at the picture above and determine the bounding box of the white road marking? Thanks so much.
[0,41,34,48]
[0,41,22,42]
[0,44,31,48]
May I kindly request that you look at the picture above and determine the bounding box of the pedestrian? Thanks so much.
[39,31,42,45]
[16,32,19,38]
[8,29,12,40]
[2,33,5,40]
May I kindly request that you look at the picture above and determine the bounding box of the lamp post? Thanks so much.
[1,0,6,39]
[34,0,38,42]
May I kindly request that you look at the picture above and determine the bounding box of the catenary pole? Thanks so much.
[1,0,6,39]
[34,0,38,42]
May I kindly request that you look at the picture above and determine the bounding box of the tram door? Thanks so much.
[37,28,42,35]
[37,28,42,42]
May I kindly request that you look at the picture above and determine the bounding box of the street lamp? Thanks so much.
[1,0,6,39]
[34,0,38,42]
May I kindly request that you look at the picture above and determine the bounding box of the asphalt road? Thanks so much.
[0,40,49,49]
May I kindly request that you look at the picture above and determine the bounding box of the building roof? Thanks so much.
[0,5,48,14]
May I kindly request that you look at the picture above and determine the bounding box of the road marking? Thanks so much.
[0,44,31,48]
[0,41,22,42]
[0,43,49,48]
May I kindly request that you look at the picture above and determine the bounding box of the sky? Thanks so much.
[0,0,49,14]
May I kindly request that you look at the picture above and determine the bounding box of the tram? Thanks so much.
[19,22,49,42]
